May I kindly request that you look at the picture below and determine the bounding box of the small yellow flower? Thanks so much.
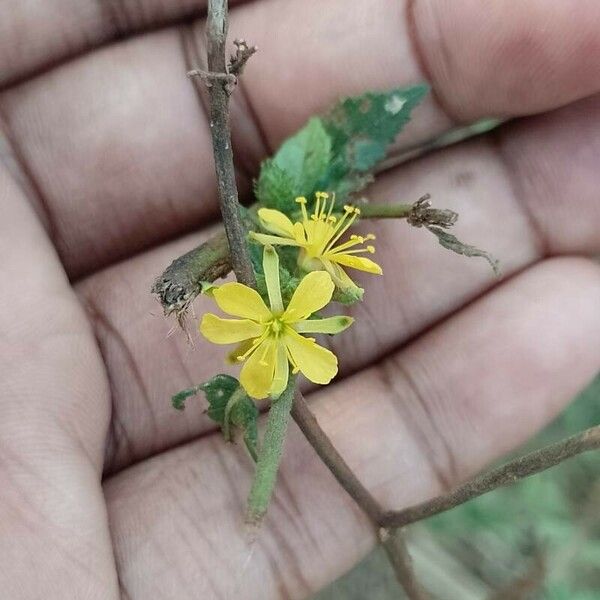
[250,192,382,296]
[200,245,353,400]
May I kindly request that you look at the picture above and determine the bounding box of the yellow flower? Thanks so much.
[250,192,382,296]
[199,245,353,400]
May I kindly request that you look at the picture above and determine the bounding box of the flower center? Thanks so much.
[268,317,284,336]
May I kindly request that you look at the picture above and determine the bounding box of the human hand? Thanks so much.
[1,1,599,598]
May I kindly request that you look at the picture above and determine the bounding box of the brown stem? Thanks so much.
[202,0,255,288]
[291,390,384,525]
[378,528,431,600]
[151,230,231,319]
[381,425,600,528]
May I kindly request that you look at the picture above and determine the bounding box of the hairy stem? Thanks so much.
[246,378,295,524]
[358,202,413,219]
[381,425,600,528]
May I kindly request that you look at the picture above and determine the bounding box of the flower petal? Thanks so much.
[240,337,277,399]
[269,342,289,399]
[328,253,383,274]
[258,208,296,237]
[213,282,272,320]
[263,245,283,313]
[200,314,265,344]
[283,328,338,385]
[250,232,302,247]
[293,315,354,335]
[283,271,334,322]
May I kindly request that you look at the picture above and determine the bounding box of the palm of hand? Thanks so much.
[1,1,599,599]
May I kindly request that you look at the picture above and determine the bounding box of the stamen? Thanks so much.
[236,332,268,362]
[326,193,336,220]
[313,194,321,220]
[295,196,308,222]
[285,345,300,374]
[324,206,359,252]
[258,342,272,366]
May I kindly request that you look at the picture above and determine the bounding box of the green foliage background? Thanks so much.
[314,375,600,599]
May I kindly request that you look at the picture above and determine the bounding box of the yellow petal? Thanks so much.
[293,315,354,335]
[239,337,277,399]
[329,253,383,274]
[283,271,334,322]
[213,282,272,320]
[269,342,289,399]
[258,208,296,237]
[250,232,302,247]
[283,328,338,385]
[200,314,265,344]
[263,245,283,313]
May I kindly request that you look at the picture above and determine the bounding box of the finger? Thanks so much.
[77,95,600,474]
[0,166,117,597]
[104,258,600,600]
[3,1,600,277]
[413,0,600,120]
[0,0,247,87]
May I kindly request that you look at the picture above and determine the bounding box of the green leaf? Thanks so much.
[200,374,259,461]
[319,84,429,201]
[273,118,332,193]
[254,160,296,211]
[171,385,202,411]
[255,118,332,213]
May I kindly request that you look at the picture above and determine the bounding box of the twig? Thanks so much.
[381,425,600,528]
[151,229,231,321]
[290,390,384,524]
[379,528,431,600]
[229,39,257,76]
[199,0,255,287]
[292,391,430,593]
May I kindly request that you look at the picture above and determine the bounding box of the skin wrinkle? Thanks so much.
[405,0,458,124]
[82,294,156,471]
[380,357,457,493]
[260,515,313,597]
[488,130,550,258]
[267,476,330,579]
[0,104,57,241]
[161,487,225,598]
